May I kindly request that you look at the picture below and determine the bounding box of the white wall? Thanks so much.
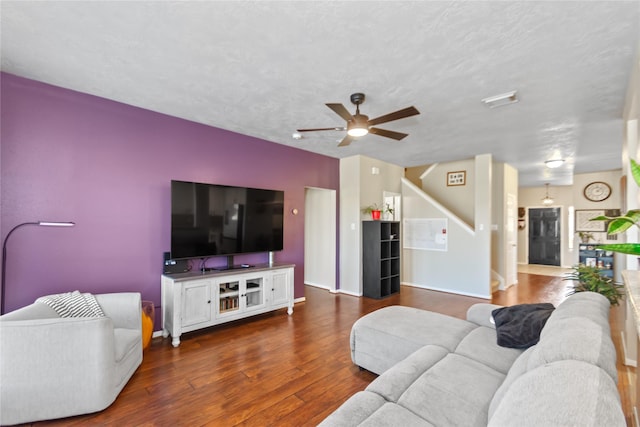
[421,159,476,225]
[517,169,622,267]
[339,155,404,295]
[492,163,518,288]
[359,155,404,219]
[402,154,492,299]
[339,156,361,295]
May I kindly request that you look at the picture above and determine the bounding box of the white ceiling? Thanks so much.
[2,1,639,187]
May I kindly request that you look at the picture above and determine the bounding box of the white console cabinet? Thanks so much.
[161,263,294,347]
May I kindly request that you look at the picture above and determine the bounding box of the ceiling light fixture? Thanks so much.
[542,183,554,205]
[481,90,518,108]
[545,159,565,168]
[347,116,369,137]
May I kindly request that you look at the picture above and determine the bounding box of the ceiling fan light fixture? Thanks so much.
[482,90,518,108]
[347,115,369,137]
[347,126,369,137]
[545,159,565,168]
[297,93,419,146]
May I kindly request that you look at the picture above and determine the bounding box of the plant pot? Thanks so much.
[371,210,381,220]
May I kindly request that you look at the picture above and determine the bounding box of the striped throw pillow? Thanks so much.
[36,291,105,318]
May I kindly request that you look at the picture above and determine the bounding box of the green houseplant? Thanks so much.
[589,158,640,255]
[564,264,624,306]
[576,231,594,243]
[361,203,394,220]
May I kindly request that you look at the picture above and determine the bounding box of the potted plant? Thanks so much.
[564,264,624,306]
[589,158,640,255]
[362,203,394,220]
[576,231,594,244]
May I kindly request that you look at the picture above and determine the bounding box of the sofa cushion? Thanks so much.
[488,360,625,427]
[454,326,523,374]
[488,345,536,419]
[526,316,618,381]
[350,306,477,374]
[466,303,502,328]
[366,345,449,402]
[317,391,433,427]
[397,353,505,427]
[542,291,611,336]
[360,403,434,427]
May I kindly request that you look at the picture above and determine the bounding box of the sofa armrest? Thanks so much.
[95,292,141,331]
[467,303,503,328]
[0,317,118,424]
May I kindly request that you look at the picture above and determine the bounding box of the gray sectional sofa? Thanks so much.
[320,291,625,426]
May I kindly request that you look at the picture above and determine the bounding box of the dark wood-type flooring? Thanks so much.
[24,272,634,426]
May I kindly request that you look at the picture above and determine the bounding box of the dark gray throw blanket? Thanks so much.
[491,303,555,349]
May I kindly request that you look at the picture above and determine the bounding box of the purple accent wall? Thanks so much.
[1,73,340,318]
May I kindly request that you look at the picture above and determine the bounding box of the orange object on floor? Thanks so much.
[141,301,155,350]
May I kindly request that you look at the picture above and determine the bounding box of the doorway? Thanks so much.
[528,207,561,266]
[304,187,337,291]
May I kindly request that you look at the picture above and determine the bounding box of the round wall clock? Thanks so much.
[583,181,611,202]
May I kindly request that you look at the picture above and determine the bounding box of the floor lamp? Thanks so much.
[1,221,75,315]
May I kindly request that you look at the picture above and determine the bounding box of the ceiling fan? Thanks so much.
[297,93,420,147]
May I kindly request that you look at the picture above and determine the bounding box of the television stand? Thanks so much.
[161,263,295,347]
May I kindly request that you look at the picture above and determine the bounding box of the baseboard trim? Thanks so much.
[335,289,361,297]
[402,282,491,300]
[305,282,334,292]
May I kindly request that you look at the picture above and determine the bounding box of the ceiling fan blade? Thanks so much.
[326,103,354,122]
[337,134,354,147]
[297,127,345,132]
[368,106,420,126]
[369,127,409,141]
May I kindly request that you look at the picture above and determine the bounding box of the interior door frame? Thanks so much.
[303,187,337,292]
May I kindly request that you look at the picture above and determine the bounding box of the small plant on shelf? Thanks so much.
[576,231,594,243]
[564,264,624,306]
[361,203,394,220]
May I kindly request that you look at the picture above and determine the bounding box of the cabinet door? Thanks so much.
[270,269,291,308]
[217,278,241,318]
[182,280,213,327]
[243,275,267,313]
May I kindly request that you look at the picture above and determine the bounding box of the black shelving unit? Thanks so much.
[578,244,615,279]
[363,221,401,299]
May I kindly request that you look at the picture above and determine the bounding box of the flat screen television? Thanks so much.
[171,180,284,260]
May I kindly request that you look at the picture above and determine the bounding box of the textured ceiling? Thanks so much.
[2,1,639,186]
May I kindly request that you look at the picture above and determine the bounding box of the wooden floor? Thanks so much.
[27,272,634,426]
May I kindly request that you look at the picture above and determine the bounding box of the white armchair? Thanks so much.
[0,292,143,425]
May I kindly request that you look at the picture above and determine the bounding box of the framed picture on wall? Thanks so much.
[575,209,606,232]
[447,171,466,186]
